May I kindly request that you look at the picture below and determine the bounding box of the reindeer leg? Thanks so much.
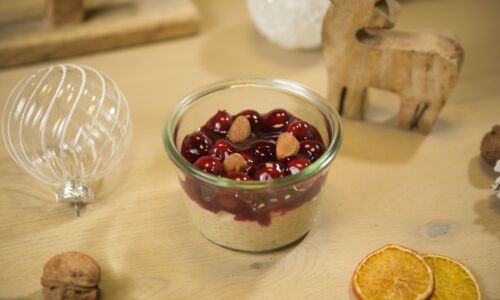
[397,98,442,133]
[416,101,443,133]
[341,85,367,120]
[327,82,345,115]
[397,98,420,130]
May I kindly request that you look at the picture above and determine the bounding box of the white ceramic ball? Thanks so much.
[247,0,331,50]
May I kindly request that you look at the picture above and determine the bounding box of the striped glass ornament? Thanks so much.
[2,64,132,214]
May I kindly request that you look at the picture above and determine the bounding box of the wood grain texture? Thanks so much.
[323,0,464,133]
[0,0,200,67]
[0,0,499,299]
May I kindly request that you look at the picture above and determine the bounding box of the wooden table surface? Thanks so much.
[1,0,499,299]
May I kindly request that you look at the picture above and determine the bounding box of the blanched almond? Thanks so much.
[228,115,251,143]
[276,132,300,160]
[223,153,248,173]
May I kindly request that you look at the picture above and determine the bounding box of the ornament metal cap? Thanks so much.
[55,180,94,216]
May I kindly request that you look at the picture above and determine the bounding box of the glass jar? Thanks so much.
[163,79,342,252]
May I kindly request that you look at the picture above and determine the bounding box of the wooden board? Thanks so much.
[0,0,499,299]
[0,0,200,67]
[0,0,135,24]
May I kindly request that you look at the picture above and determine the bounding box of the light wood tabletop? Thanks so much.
[1,0,499,299]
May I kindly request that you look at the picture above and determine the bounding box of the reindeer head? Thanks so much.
[367,0,400,29]
[329,0,400,30]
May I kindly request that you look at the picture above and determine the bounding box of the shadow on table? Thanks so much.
[467,155,498,189]
[0,289,43,300]
[100,273,169,299]
[182,238,302,299]
[474,194,500,241]
[338,119,428,164]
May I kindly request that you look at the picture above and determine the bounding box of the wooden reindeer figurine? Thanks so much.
[322,0,464,133]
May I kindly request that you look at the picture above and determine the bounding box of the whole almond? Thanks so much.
[276,132,300,161]
[228,115,251,143]
[223,153,248,173]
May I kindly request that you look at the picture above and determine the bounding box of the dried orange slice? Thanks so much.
[423,254,481,300]
[353,244,434,300]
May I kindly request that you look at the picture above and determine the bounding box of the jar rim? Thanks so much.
[163,78,343,190]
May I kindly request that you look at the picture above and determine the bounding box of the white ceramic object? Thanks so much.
[2,64,132,214]
[247,0,330,49]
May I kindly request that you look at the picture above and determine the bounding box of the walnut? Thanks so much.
[228,115,251,143]
[480,125,500,166]
[41,251,100,300]
[276,132,300,160]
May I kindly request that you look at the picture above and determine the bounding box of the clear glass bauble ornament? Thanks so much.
[2,64,132,215]
[247,0,331,49]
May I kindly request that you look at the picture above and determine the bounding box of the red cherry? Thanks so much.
[286,120,315,141]
[309,126,325,144]
[261,109,291,132]
[181,132,213,163]
[285,155,311,175]
[199,126,221,141]
[194,155,224,176]
[299,140,325,162]
[252,162,285,181]
[235,109,262,130]
[216,193,250,214]
[204,110,232,135]
[209,139,236,160]
[247,140,276,163]
[226,172,252,181]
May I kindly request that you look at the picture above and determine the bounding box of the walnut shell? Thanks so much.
[480,125,500,166]
[41,251,100,300]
